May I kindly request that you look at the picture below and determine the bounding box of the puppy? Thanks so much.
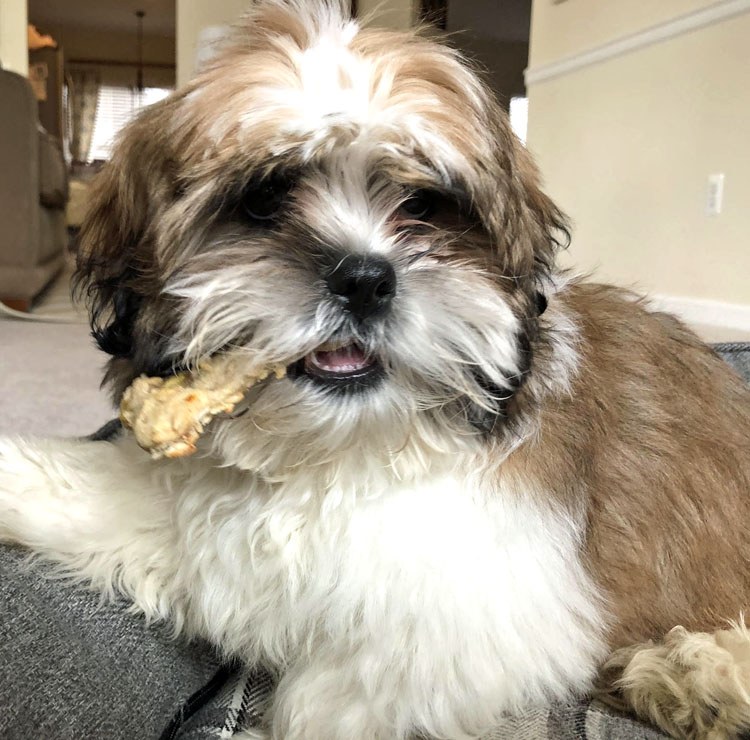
[2,2,750,738]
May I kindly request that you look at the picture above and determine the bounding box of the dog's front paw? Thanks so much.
[604,623,750,740]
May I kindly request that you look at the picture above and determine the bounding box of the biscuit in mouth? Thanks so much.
[120,353,286,459]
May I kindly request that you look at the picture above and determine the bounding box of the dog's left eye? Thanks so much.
[241,177,292,222]
[399,190,437,221]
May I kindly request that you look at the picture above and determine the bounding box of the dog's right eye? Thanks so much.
[241,177,292,222]
[399,189,437,221]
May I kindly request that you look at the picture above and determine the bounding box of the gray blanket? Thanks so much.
[0,546,221,739]
[176,666,669,740]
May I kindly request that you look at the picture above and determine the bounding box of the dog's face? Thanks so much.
[77,0,569,471]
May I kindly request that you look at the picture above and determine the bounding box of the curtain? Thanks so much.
[68,68,100,164]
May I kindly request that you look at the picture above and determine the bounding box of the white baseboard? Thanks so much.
[650,295,750,332]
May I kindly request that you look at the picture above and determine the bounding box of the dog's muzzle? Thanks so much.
[285,256,396,391]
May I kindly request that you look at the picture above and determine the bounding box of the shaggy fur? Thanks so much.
[1,2,750,738]
[601,623,750,739]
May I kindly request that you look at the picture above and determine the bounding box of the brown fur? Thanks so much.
[489,282,750,737]
[525,284,750,647]
[500,282,750,734]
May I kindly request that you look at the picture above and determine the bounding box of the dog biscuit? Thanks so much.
[120,354,286,459]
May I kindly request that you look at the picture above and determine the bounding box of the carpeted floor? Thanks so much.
[0,263,113,438]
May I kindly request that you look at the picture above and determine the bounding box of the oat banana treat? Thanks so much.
[120,353,286,459]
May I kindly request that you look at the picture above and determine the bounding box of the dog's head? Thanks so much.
[76,0,570,471]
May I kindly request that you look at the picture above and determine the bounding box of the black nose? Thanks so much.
[325,255,396,320]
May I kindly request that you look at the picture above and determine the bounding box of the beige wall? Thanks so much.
[527,2,750,307]
[176,0,251,87]
[529,0,717,67]
[0,0,28,77]
[357,0,415,29]
[39,24,175,88]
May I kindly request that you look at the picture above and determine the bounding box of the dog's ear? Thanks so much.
[480,116,570,296]
[75,159,146,359]
[461,120,569,434]
[73,100,179,387]
[512,143,571,280]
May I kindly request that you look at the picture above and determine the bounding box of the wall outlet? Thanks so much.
[706,173,725,216]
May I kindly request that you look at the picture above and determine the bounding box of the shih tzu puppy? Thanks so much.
[2,2,750,738]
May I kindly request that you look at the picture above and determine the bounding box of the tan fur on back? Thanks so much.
[505,283,750,649]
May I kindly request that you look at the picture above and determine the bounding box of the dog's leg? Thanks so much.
[601,623,750,740]
[0,435,185,622]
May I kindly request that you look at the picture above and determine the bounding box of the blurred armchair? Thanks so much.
[0,67,68,311]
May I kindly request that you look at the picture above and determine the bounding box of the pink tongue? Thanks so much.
[313,345,370,373]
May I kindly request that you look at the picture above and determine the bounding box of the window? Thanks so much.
[88,85,171,161]
[510,97,529,145]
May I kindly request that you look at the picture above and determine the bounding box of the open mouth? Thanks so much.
[289,340,383,389]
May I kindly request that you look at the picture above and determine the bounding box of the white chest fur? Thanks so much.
[177,466,607,723]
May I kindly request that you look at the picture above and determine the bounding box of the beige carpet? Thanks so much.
[0,264,113,438]
[29,256,89,323]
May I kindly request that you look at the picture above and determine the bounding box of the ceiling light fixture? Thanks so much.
[135,9,145,94]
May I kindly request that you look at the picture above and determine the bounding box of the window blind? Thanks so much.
[88,85,170,161]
